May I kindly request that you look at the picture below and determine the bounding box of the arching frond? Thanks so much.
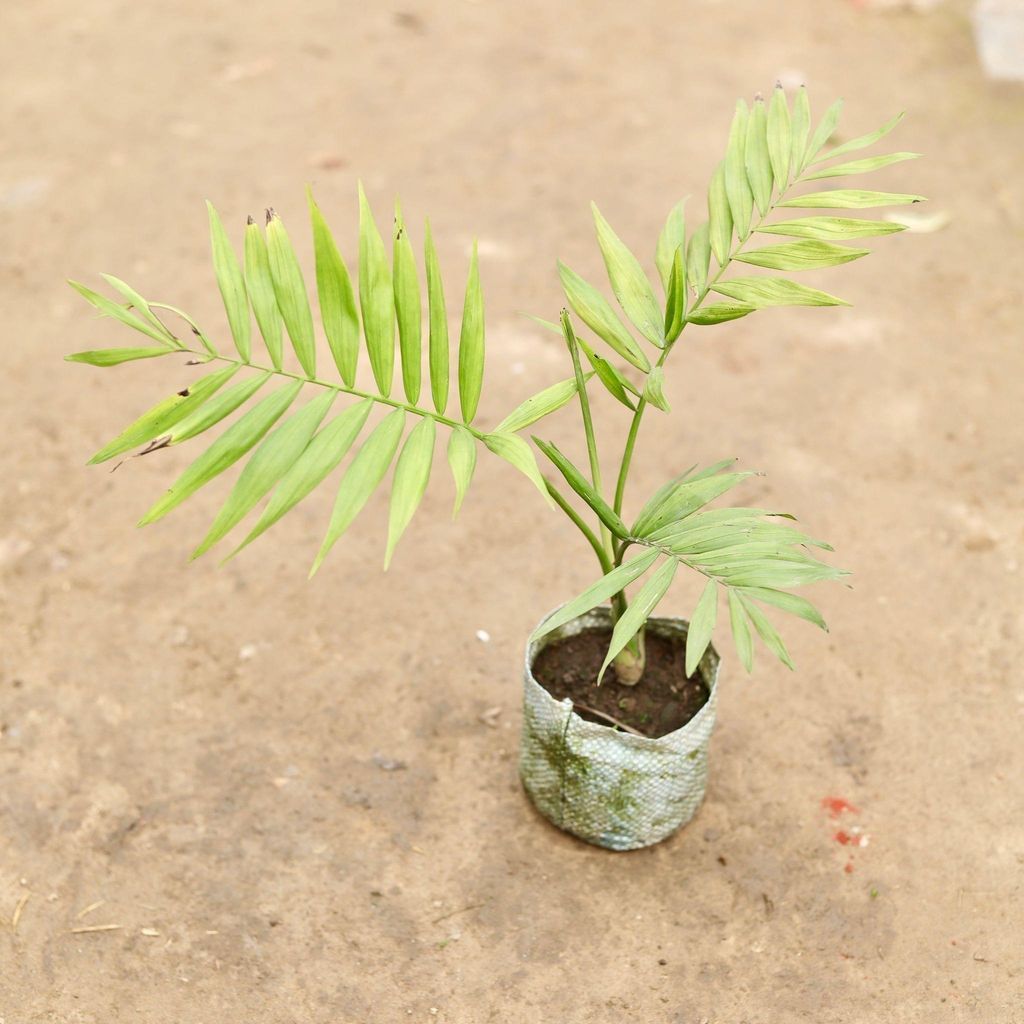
[68,189,575,570]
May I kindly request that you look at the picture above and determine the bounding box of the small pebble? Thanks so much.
[475,629,491,643]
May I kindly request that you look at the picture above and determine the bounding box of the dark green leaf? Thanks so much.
[533,437,627,537]
[663,246,687,343]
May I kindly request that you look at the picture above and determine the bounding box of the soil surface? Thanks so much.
[532,626,709,738]
[3,2,1024,1022]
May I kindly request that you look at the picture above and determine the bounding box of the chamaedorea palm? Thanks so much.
[68,85,921,689]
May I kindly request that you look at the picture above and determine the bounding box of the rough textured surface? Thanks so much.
[2,1,1023,1021]
[521,610,719,850]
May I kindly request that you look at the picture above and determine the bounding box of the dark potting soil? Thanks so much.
[531,627,709,739]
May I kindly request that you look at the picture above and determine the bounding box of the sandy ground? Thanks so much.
[2,1,1022,1020]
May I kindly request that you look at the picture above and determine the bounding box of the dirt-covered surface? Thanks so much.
[533,627,709,737]
[2,1,1023,1020]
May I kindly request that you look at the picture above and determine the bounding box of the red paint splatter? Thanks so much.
[834,830,853,845]
[821,796,860,818]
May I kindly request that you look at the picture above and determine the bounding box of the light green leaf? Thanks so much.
[89,364,239,464]
[385,415,435,569]
[802,98,843,169]
[244,218,283,369]
[728,590,753,672]
[642,365,669,412]
[495,375,587,434]
[358,183,395,396]
[686,302,754,325]
[193,389,335,558]
[424,220,449,415]
[170,372,271,443]
[533,549,661,640]
[140,380,303,525]
[447,424,476,517]
[147,302,216,356]
[558,262,651,372]
[68,280,173,346]
[312,408,406,573]
[533,437,627,536]
[266,213,316,377]
[756,216,905,240]
[790,86,811,178]
[66,347,169,367]
[724,101,753,240]
[99,275,176,343]
[745,97,773,217]
[663,246,687,343]
[686,222,711,294]
[308,191,359,387]
[580,341,637,410]
[482,432,555,509]
[805,152,919,181]
[655,200,686,293]
[810,111,904,164]
[713,277,848,307]
[206,202,251,361]
[393,202,422,404]
[591,202,665,347]
[779,189,927,209]
[734,240,869,271]
[739,594,794,669]
[767,84,791,190]
[740,586,827,630]
[458,242,485,423]
[685,579,718,677]
[598,558,678,683]
[233,399,372,555]
[635,472,752,536]
[708,163,733,267]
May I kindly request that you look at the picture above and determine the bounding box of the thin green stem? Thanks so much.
[545,477,612,575]
[174,345,488,439]
[561,311,615,563]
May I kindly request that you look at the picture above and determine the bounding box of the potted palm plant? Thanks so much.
[68,87,921,850]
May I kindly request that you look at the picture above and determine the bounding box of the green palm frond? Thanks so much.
[534,461,846,677]
[68,188,570,570]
